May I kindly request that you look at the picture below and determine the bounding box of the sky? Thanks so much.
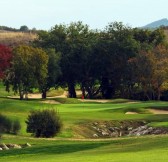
[0,0,168,30]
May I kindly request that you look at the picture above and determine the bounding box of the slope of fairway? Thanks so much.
[0,135,168,162]
[1,97,168,137]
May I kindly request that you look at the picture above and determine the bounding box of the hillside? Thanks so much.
[142,18,168,29]
[0,30,37,46]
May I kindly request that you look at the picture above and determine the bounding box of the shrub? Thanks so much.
[12,120,21,135]
[0,114,21,137]
[26,109,62,138]
[0,114,12,135]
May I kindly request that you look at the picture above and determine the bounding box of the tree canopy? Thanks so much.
[0,44,12,79]
[2,21,168,101]
[5,45,48,100]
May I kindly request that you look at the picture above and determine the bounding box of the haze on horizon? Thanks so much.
[0,0,168,30]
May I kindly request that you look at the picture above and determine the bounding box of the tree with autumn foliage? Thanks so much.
[151,45,168,100]
[5,45,48,100]
[0,44,12,79]
[129,45,168,100]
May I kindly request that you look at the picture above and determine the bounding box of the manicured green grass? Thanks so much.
[1,83,168,161]
[0,135,168,162]
[148,121,168,128]
[0,82,15,97]
[1,97,168,136]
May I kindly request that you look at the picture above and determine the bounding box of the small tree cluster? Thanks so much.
[26,109,62,138]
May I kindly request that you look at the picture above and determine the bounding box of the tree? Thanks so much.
[20,25,29,32]
[61,22,96,98]
[133,28,166,46]
[93,22,139,99]
[26,109,62,138]
[35,22,96,98]
[5,45,48,100]
[40,48,62,99]
[129,45,168,100]
[0,45,12,79]
[151,45,168,100]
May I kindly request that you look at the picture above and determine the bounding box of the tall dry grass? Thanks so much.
[0,31,37,46]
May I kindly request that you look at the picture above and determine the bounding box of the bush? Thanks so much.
[0,114,21,136]
[26,109,62,138]
[0,114,12,135]
[12,120,21,135]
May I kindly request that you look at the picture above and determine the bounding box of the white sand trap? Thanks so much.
[148,109,168,114]
[125,112,139,114]
[41,100,60,104]
[78,99,110,103]
[28,93,41,98]
[8,91,68,99]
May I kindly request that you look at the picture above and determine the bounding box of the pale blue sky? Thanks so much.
[0,0,167,30]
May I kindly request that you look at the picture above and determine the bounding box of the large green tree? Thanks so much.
[93,22,139,99]
[40,48,62,98]
[35,22,97,98]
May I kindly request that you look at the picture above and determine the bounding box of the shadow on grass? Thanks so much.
[0,142,111,156]
[110,135,168,153]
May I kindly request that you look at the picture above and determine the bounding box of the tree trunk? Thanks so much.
[42,90,47,99]
[19,92,24,100]
[101,77,114,99]
[81,83,86,98]
[68,82,76,98]
[157,88,161,101]
[18,85,24,100]
[86,87,93,99]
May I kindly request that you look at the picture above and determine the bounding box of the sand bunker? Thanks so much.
[148,109,168,114]
[41,100,60,104]
[125,112,139,114]
[78,99,110,103]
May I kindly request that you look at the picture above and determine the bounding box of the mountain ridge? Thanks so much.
[142,18,168,29]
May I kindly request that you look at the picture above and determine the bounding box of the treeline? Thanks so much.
[0,25,37,33]
[1,21,168,100]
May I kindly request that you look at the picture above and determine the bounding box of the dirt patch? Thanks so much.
[148,109,168,114]
[41,100,60,104]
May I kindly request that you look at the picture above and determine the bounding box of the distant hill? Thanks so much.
[0,31,37,46]
[142,18,168,29]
